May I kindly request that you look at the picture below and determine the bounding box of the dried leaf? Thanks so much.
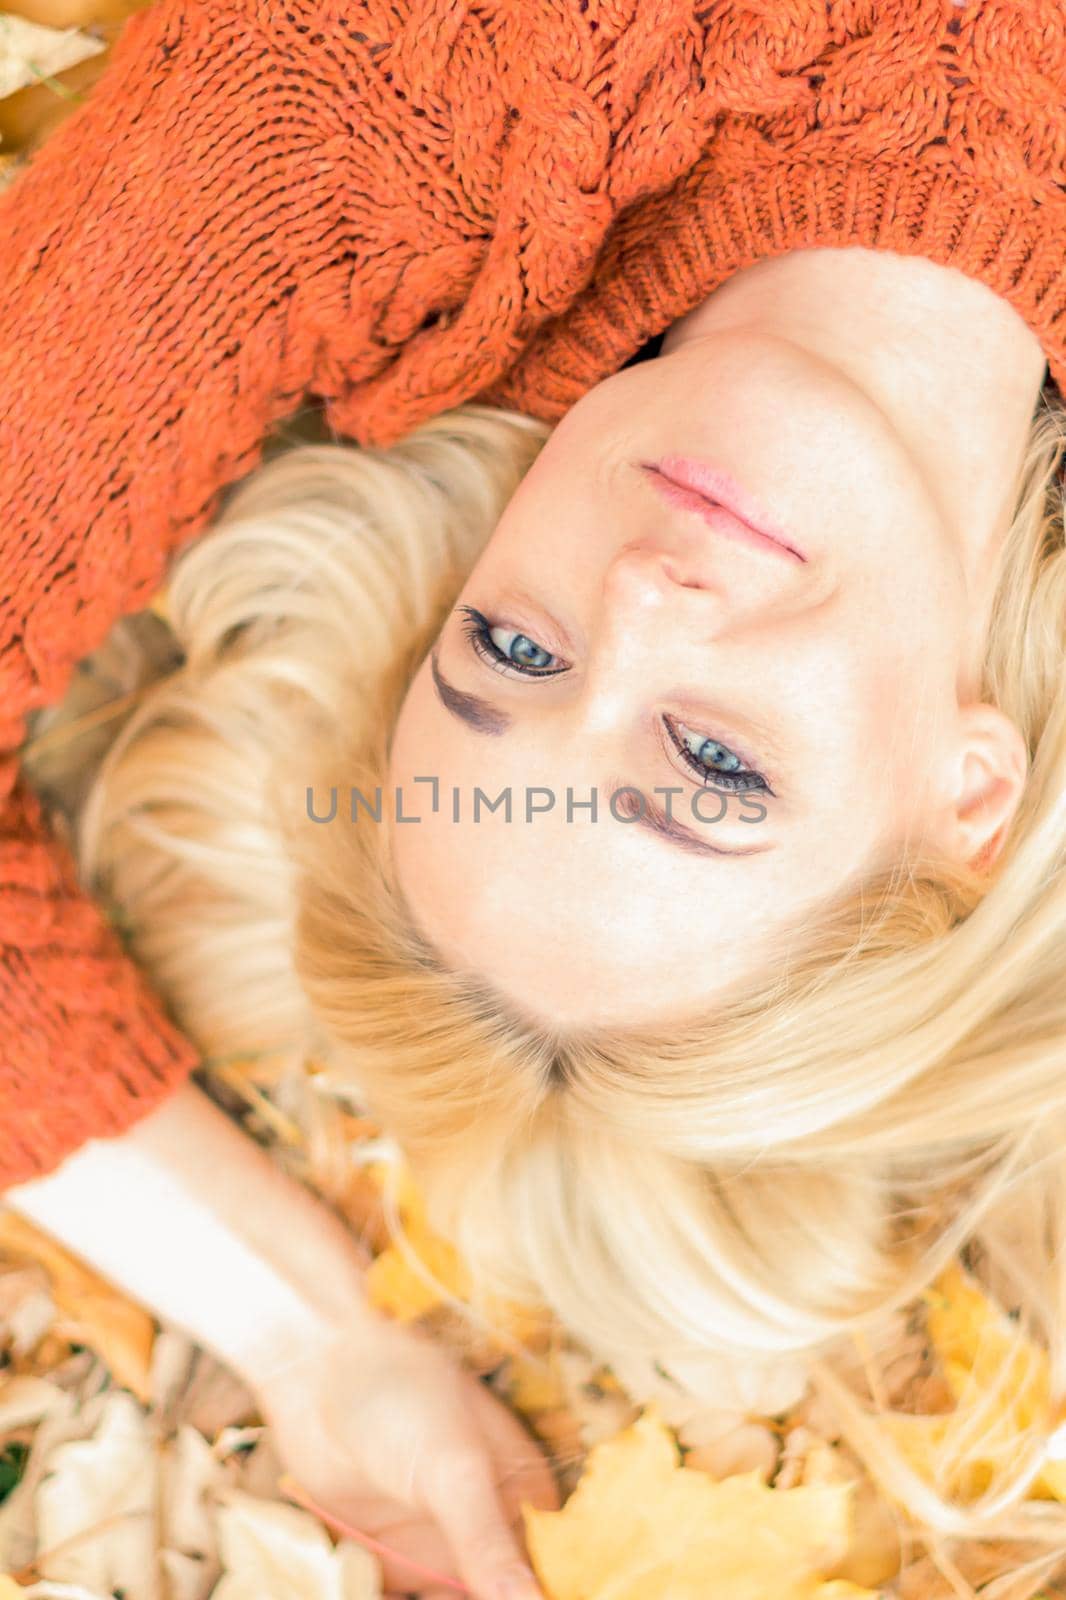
[605,1342,809,1423]
[160,1549,214,1600]
[683,1420,779,1484]
[0,1581,111,1598]
[0,1389,114,1575]
[524,1408,880,1600]
[882,1261,1066,1503]
[360,1162,547,1348]
[506,1354,569,1416]
[364,1222,468,1323]
[34,1390,159,1599]
[0,1214,155,1402]
[832,1479,902,1592]
[0,1269,56,1360]
[0,12,103,99]
[147,1331,255,1442]
[0,1380,71,1437]
[212,1490,382,1599]
[159,1425,223,1582]
[362,1163,471,1322]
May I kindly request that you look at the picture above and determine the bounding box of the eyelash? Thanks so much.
[456,604,773,797]
[458,605,566,679]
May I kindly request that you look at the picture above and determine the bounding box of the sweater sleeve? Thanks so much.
[0,0,359,1188]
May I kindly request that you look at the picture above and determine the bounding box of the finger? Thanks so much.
[341,1507,459,1595]
[469,1389,561,1518]
[422,1451,546,1600]
[498,1449,561,1523]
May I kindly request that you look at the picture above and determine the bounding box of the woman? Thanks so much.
[5,0,1066,1594]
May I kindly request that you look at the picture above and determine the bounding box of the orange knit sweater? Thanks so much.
[1,0,1064,1188]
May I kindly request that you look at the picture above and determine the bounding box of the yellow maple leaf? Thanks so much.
[506,1350,569,1415]
[0,1210,154,1402]
[882,1260,1066,1503]
[362,1162,472,1322]
[364,1217,471,1322]
[523,1408,881,1600]
[361,1161,551,1348]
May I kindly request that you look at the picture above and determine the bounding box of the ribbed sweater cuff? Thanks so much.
[488,159,1066,418]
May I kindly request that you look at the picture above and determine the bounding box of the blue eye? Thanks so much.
[663,716,770,795]
[455,603,774,797]
[458,605,566,677]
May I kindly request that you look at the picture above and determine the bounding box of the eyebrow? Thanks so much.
[429,647,774,860]
[431,645,511,734]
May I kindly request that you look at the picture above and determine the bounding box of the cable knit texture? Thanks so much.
[2,0,1065,1187]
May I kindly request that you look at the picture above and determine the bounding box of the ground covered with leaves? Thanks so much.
[0,1045,1065,1599]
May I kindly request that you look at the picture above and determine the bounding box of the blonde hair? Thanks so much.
[20,393,1066,1585]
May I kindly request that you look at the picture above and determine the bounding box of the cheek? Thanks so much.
[385,679,509,951]
[387,665,445,787]
[811,693,947,869]
[389,810,466,949]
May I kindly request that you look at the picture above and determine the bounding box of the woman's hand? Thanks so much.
[7,1082,558,1595]
[253,1311,559,1600]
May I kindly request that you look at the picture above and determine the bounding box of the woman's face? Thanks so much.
[384,321,1016,1031]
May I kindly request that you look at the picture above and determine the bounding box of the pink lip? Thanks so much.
[642,456,806,563]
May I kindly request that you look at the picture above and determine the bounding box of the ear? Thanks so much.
[925,703,1029,870]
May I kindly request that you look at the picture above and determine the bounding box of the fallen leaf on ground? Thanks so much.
[882,1261,1066,1504]
[0,1580,111,1597]
[0,11,103,99]
[523,1407,880,1600]
[361,1161,549,1351]
[212,1490,382,1599]
[33,1389,159,1599]
[0,1378,71,1436]
[0,1213,155,1403]
[362,1163,471,1323]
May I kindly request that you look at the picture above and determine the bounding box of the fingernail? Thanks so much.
[493,1566,541,1600]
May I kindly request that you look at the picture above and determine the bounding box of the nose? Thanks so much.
[560,505,823,747]
[605,539,720,605]
[598,533,789,640]
[591,540,728,672]
[564,542,721,738]
[572,533,802,735]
